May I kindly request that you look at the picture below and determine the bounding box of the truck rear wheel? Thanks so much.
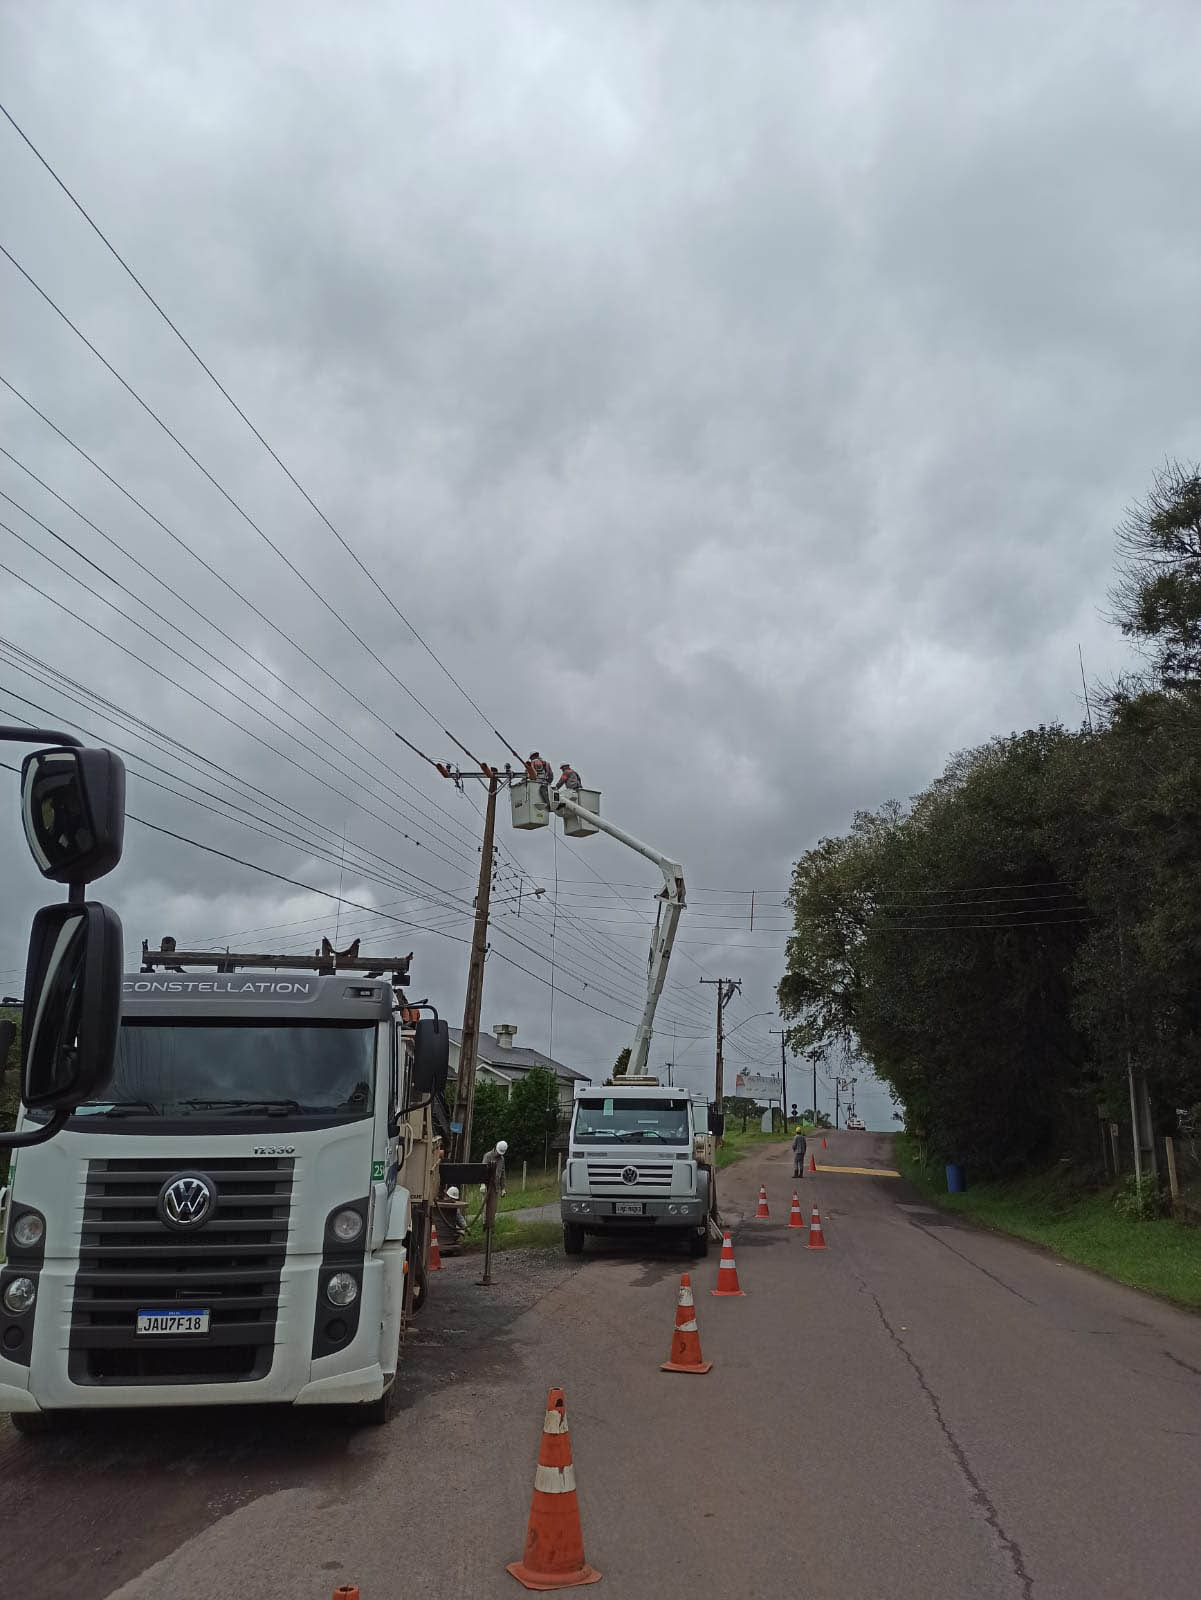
[563,1223,585,1255]
[10,1409,67,1437]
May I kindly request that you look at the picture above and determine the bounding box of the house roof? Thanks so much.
[448,1027,590,1083]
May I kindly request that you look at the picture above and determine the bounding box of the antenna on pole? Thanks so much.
[1078,644,1095,734]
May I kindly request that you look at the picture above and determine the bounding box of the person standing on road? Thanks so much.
[792,1126,808,1178]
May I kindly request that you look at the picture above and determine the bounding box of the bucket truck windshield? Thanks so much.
[573,1097,689,1145]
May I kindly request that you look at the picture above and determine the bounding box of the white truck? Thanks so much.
[560,1079,719,1256]
[511,774,725,1256]
[0,943,454,1434]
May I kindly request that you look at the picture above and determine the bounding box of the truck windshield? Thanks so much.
[573,1098,690,1144]
[70,1019,377,1119]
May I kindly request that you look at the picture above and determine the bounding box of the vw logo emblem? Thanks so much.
[158,1173,216,1230]
[621,1166,639,1186]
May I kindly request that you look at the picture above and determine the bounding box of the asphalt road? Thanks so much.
[4,1131,1201,1599]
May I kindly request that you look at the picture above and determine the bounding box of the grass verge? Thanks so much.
[895,1134,1201,1309]
[460,1215,563,1253]
[716,1123,813,1169]
[496,1173,560,1215]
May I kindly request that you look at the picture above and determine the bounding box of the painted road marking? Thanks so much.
[815,1164,902,1178]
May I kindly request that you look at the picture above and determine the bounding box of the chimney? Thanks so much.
[493,1024,518,1049]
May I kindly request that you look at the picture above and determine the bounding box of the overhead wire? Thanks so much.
[0,97,527,765]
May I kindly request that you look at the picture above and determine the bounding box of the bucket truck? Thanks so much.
[510,779,723,1256]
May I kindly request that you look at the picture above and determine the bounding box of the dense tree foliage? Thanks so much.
[779,464,1201,1176]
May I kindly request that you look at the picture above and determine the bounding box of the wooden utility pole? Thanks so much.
[770,1028,788,1129]
[451,768,500,1163]
[700,977,740,1111]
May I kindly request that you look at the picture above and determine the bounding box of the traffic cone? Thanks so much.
[755,1185,770,1219]
[661,1274,713,1374]
[711,1231,746,1296]
[507,1388,600,1590]
[788,1192,805,1230]
[809,1153,817,1173]
[808,1206,827,1249]
[333,1589,359,1599]
[822,1136,828,1149]
[429,1224,442,1272]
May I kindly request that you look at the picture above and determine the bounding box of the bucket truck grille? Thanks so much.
[69,1156,293,1384]
[587,1162,675,1189]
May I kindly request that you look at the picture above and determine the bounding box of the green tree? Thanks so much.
[505,1067,561,1165]
[469,1077,509,1161]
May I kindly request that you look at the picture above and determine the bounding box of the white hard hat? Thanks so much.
[496,1139,509,1156]
[445,1186,460,1201]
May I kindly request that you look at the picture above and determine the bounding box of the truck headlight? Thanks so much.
[3,1277,36,1314]
[330,1208,364,1244]
[11,1211,45,1249]
[325,1271,359,1307]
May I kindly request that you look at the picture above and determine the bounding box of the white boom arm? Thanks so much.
[552,792,685,1079]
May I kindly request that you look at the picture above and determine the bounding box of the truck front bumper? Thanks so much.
[562,1196,707,1226]
[0,1255,390,1414]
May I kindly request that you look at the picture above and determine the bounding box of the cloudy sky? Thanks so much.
[3,1,1198,1129]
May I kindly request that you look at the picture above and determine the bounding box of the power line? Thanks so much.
[0,96,527,764]
[0,499,480,864]
[0,547,476,875]
[0,374,478,836]
[0,252,488,772]
[0,445,482,853]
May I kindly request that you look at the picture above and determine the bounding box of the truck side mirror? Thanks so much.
[21,746,125,885]
[411,1017,450,1096]
[21,902,123,1109]
[708,1107,725,1137]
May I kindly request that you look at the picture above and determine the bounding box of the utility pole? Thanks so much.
[442,762,510,1163]
[770,1029,788,1130]
[834,1076,841,1131]
[700,977,740,1111]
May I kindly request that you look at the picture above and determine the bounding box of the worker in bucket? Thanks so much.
[555,761,582,794]
[527,751,554,804]
[792,1124,808,1178]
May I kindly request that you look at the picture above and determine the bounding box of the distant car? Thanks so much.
[846,1115,865,1131]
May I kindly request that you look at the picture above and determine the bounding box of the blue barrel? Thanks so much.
[945,1163,966,1194]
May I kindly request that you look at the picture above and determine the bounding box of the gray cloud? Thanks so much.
[4,0,1200,1124]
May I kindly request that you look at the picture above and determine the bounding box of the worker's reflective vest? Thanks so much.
[529,759,553,782]
[558,768,581,789]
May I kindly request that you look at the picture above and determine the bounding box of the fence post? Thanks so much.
[1165,1136,1180,1202]
[556,1151,562,1183]
[522,1159,527,1193]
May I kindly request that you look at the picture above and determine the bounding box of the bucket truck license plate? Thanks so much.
[614,1201,644,1215]
[136,1309,210,1335]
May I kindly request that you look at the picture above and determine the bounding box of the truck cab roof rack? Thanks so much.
[140,936,412,984]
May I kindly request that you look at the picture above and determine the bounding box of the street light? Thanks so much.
[722,1009,774,1041]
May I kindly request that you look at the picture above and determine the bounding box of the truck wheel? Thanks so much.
[355,1336,402,1427]
[563,1223,585,1256]
[688,1226,709,1259]
[10,1409,66,1437]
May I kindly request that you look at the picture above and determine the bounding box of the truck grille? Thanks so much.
[69,1156,294,1385]
[586,1161,675,1190]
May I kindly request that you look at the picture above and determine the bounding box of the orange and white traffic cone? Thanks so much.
[809,1153,817,1173]
[711,1232,746,1296]
[788,1192,805,1230]
[506,1388,601,1590]
[821,1136,828,1149]
[661,1274,714,1373]
[333,1588,360,1599]
[429,1224,442,1272]
[755,1185,770,1220]
[808,1206,827,1249]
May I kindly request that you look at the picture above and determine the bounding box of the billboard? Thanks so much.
[734,1071,783,1102]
